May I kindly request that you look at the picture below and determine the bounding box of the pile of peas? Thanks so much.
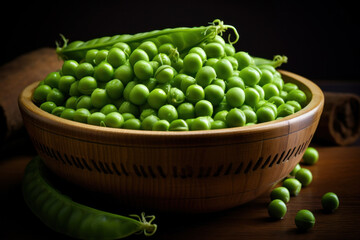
[33,35,307,131]
[267,147,339,231]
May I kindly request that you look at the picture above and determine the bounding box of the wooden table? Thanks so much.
[1,145,359,240]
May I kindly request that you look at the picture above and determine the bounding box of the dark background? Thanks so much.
[2,0,359,82]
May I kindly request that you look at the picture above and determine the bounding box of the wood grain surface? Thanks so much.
[0,145,359,239]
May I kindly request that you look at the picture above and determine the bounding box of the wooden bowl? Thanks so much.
[18,70,324,213]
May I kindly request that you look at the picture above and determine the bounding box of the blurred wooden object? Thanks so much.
[0,48,62,143]
[314,92,360,146]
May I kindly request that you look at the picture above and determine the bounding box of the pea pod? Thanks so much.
[22,157,157,240]
[253,55,288,68]
[56,19,239,61]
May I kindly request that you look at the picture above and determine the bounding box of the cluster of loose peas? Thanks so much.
[33,36,307,131]
[268,147,339,231]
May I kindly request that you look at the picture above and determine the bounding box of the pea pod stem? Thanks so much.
[22,156,157,239]
[56,19,239,61]
[253,55,288,68]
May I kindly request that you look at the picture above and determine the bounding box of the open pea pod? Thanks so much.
[22,156,157,239]
[56,19,239,61]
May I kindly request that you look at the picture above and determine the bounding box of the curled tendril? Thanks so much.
[273,55,288,67]
[206,19,240,45]
[55,34,69,60]
[130,212,158,237]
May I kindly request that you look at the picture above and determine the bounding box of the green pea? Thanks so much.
[226,87,245,108]
[129,84,149,105]
[268,199,287,219]
[152,119,170,131]
[239,66,261,87]
[169,119,189,131]
[189,47,207,63]
[158,104,178,122]
[78,76,97,95]
[204,84,224,106]
[283,82,299,93]
[295,210,315,231]
[75,62,94,80]
[40,101,57,113]
[141,115,159,130]
[183,53,202,75]
[43,88,62,106]
[226,108,246,127]
[277,103,295,117]
[167,87,185,106]
[58,75,76,94]
[87,112,106,126]
[302,147,319,165]
[33,84,51,103]
[283,178,302,196]
[133,60,153,81]
[214,59,233,80]
[137,41,158,60]
[65,97,78,109]
[186,84,205,104]
[211,120,227,129]
[91,88,111,109]
[258,69,273,86]
[256,106,276,123]
[295,168,312,187]
[44,72,61,88]
[263,83,280,100]
[254,85,265,100]
[214,110,228,122]
[85,49,98,64]
[205,58,219,67]
[179,75,196,93]
[105,79,124,100]
[62,60,79,77]
[69,81,80,97]
[123,118,141,130]
[73,108,91,123]
[119,101,139,117]
[234,51,253,70]
[212,79,226,91]
[107,47,127,68]
[226,76,245,90]
[286,100,302,112]
[270,187,290,203]
[51,106,65,117]
[94,49,109,65]
[104,112,124,128]
[191,116,211,130]
[195,100,213,117]
[207,35,226,46]
[195,66,217,87]
[129,49,149,66]
[286,89,307,107]
[243,109,257,124]
[123,81,137,101]
[100,104,118,115]
[244,87,260,108]
[122,112,135,121]
[321,192,339,212]
[268,96,285,107]
[155,65,175,84]
[177,102,195,120]
[112,42,131,56]
[153,53,171,66]
[139,108,157,122]
[159,43,175,55]
[76,96,92,110]
[94,62,114,82]
[290,163,301,176]
[204,42,225,58]
[60,108,75,120]
[114,64,134,86]
[147,88,167,109]
[224,43,236,56]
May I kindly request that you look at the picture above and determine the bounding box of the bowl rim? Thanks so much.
[18,70,324,146]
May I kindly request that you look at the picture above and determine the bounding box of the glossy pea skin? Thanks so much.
[191,116,211,130]
[186,84,205,104]
[87,112,106,126]
[94,62,114,82]
[158,104,178,122]
[169,119,189,131]
[177,102,195,119]
[286,89,307,107]
[76,62,94,79]
[214,59,233,80]
[147,88,167,109]
[114,64,134,86]
[105,79,124,100]
[133,60,153,81]
[167,87,185,107]
[62,60,79,77]
[195,66,217,87]
[302,147,319,165]
[204,42,225,59]
[244,87,260,108]
[141,115,159,130]
[123,118,141,130]
[60,108,75,120]
[73,108,91,123]
[226,87,245,108]
[268,199,287,219]
[295,168,313,187]
[152,119,170,131]
[226,108,246,127]
[129,49,149,66]
[283,178,302,196]
[46,88,65,106]
[138,41,158,60]
[58,75,76,94]
[256,106,276,123]
[189,47,207,63]
[270,187,290,203]
[44,72,61,88]
[78,76,98,95]
[183,53,203,75]
[295,210,315,231]
[155,65,175,84]
[91,88,111,109]
[238,66,261,86]
[40,101,57,113]
[129,84,149,106]
[94,49,109,65]
[195,100,213,117]
[204,84,224,106]
[263,83,280,100]
[290,163,301,176]
[22,157,157,239]
[107,47,127,68]
[104,112,124,128]
[234,51,253,70]
[321,192,339,212]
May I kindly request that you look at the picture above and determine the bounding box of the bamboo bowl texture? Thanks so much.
[19,70,324,213]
